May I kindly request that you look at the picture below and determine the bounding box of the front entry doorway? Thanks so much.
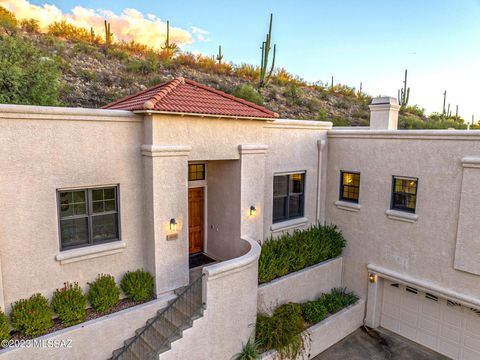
[188,187,204,254]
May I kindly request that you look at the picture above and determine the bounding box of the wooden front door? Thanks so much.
[188,187,204,254]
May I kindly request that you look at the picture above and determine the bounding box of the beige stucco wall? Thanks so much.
[0,106,146,311]
[257,257,343,314]
[263,120,330,240]
[206,160,241,260]
[325,130,480,302]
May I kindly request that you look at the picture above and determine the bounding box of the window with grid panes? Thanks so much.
[58,186,119,250]
[339,171,360,203]
[188,164,205,181]
[391,176,418,213]
[272,173,305,223]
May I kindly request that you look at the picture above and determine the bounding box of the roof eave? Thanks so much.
[132,110,276,121]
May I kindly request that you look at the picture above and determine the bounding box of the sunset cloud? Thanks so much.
[0,0,200,49]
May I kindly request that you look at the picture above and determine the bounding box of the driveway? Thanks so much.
[313,327,449,360]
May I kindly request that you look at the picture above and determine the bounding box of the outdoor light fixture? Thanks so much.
[250,206,257,216]
[170,218,177,231]
[368,272,377,283]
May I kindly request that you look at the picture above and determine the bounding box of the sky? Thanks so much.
[3,0,480,120]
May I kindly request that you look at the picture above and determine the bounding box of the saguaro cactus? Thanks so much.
[258,13,276,88]
[161,20,178,58]
[442,90,447,116]
[397,69,410,107]
[90,27,95,43]
[216,45,223,64]
[104,20,113,48]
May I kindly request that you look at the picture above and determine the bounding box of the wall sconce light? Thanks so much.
[250,206,257,216]
[368,272,377,283]
[170,218,177,232]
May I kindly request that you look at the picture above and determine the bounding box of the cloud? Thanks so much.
[191,26,211,42]
[0,0,198,49]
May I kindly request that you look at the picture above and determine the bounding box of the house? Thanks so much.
[0,78,478,360]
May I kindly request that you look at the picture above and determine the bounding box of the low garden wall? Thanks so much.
[258,257,343,314]
[261,299,365,360]
[0,294,174,360]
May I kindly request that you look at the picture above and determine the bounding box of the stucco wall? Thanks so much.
[160,237,260,360]
[257,257,343,314]
[0,294,173,360]
[263,120,331,240]
[206,160,241,260]
[325,130,480,302]
[0,106,146,311]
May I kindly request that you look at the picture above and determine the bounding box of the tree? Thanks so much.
[0,36,62,105]
[0,6,17,36]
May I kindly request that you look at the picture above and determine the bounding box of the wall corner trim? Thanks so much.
[238,144,268,155]
[141,145,191,157]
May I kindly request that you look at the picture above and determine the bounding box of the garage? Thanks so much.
[381,280,480,360]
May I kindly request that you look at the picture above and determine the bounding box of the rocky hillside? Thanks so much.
[20,31,376,125]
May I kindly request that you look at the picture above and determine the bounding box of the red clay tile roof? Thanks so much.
[102,77,279,119]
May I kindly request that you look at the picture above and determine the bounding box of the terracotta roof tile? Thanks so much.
[102,77,278,119]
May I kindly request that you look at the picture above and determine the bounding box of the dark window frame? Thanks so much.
[188,163,206,181]
[57,186,120,251]
[272,172,306,224]
[339,171,361,203]
[390,176,418,213]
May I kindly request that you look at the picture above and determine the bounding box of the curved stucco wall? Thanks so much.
[160,236,261,360]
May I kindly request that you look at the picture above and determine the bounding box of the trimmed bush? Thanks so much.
[0,311,10,343]
[319,293,343,314]
[11,293,53,336]
[255,303,305,358]
[88,274,120,313]
[121,270,154,302]
[258,224,346,284]
[301,300,327,324]
[51,282,87,327]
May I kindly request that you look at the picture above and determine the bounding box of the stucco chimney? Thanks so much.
[369,96,400,130]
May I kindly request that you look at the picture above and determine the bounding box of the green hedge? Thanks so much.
[11,293,53,337]
[88,274,120,313]
[51,282,87,327]
[258,224,346,284]
[256,288,358,356]
[121,269,154,303]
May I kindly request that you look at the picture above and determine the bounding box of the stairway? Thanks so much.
[110,275,205,360]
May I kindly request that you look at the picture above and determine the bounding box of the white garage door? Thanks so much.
[381,280,480,360]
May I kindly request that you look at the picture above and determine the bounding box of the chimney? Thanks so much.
[369,96,400,130]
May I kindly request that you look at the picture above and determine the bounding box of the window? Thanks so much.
[58,186,119,250]
[391,176,418,213]
[272,173,305,223]
[188,163,205,181]
[339,171,360,203]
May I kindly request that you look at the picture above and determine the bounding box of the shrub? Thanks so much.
[234,338,261,360]
[20,18,39,33]
[88,274,120,313]
[107,47,130,61]
[331,116,350,126]
[232,84,263,105]
[51,282,87,327]
[255,303,305,358]
[283,84,303,105]
[0,36,62,105]
[0,6,17,36]
[47,20,91,43]
[258,224,346,284]
[121,270,154,302]
[126,52,159,74]
[331,287,358,307]
[11,293,53,336]
[317,109,328,121]
[319,293,343,314]
[0,311,10,343]
[301,300,327,324]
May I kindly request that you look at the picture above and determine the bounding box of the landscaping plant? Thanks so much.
[258,224,346,284]
[121,269,154,302]
[88,274,120,313]
[51,282,87,327]
[0,311,10,344]
[301,300,328,324]
[234,338,261,360]
[255,303,305,359]
[11,293,53,336]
